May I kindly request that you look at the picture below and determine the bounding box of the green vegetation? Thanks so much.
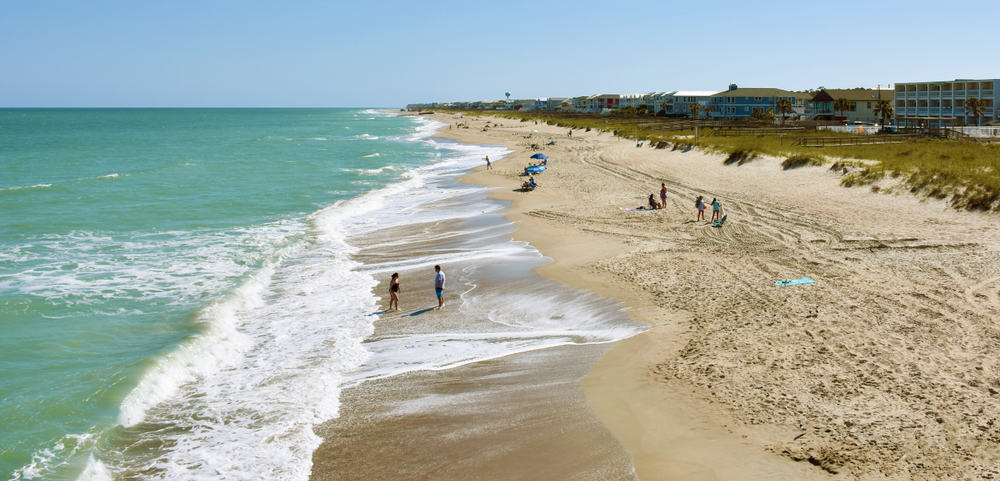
[458,110,1000,211]
[781,155,824,170]
[966,97,985,126]
[688,102,702,120]
[834,98,851,119]
[775,98,793,125]
[874,99,893,127]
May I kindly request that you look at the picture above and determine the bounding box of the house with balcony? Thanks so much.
[529,97,568,111]
[641,92,675,114]
[807,88,894,123]
[709,85,810,119]
[619,93,654,110]
[585,94,621,113]
[669,90,721,117]
[894,79,998,127]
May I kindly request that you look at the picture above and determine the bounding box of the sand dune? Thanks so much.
[437,114,1000,480]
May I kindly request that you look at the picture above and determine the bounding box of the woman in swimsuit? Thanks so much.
[696,195,706,221]
[389,272,400,311]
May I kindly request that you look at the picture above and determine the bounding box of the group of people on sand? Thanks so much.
[643,184,725,222]
[695,195,723,222]
[645,183,669,210]
[386,265,447,312]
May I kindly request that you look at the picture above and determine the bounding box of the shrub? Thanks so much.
[781,155,824,170]
[724,149,758,165]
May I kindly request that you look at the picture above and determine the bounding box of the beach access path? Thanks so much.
[436,114,1000,480]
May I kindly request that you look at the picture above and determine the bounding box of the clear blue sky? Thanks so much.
[2,0,998,107]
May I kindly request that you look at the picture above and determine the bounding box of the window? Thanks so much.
[754,97,762,101]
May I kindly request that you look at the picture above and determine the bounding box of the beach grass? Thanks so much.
[462,110,1000,211]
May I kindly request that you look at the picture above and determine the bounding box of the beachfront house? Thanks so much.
[894,78,999,127]
[806,88,894,123]
[528,97,569,111]
[709,85,810,119]
[564,96,589,111]
[586,94,621,113]
[642,92,674,114]
[669,91,721,117]
[619,93,655,111]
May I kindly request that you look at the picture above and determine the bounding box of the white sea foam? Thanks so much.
[361,152,380,158]
[0,183,52,192]
[355,133,379,140]
[97,173,119,179]
[58,113,639,481]
[339,165,398,175]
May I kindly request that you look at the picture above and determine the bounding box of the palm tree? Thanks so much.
[965,97,985,126]
[703,105,715,119]
[873,99,894,127]
[833,98,851,122]
[688,101,702,120]
[775,98,794,125]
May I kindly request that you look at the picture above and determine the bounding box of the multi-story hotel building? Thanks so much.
[894,79,998,127]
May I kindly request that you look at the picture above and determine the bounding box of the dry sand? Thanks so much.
[434,114,1000,480]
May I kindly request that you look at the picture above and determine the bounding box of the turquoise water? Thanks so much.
[0,109,436,479]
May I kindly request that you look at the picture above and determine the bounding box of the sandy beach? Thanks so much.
[424,114,1000,480]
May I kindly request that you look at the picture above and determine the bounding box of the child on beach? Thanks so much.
[660,183,668,207]
[696,196,707,221]
[711,198,721,222]
[485,155,491,170]
[648,194,662,210]
[389,273,400,311]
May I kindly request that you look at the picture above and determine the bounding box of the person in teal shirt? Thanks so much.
[711,198,722,222]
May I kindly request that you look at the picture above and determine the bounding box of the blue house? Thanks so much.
[709,84,810,119]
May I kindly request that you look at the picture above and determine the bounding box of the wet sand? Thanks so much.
[309,154,641,480]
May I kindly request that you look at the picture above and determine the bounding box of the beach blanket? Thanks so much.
[621,207,657,212]
[775,277,815,287]
[713,214,728,228]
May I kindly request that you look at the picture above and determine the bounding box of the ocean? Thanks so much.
[0,109,643,480]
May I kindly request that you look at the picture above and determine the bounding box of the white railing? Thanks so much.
[818,125,881,135]
[949,126,1000,138]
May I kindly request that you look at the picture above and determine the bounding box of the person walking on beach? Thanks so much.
[389,273,401,311]
[660,183,668,208]
[711,198,721,222]
[485,155,492,170]
[434,265,446,310]
[696,195,706,221]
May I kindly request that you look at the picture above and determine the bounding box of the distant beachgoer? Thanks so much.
[389,273,400,311]
[696,195,706,221]
[434,265,446,310]
[660,183,667,207]
[648,194,662,210]
[568,130,572,137]
[485,155,491,170]
[711,198,721,221]
[529,176,537,189]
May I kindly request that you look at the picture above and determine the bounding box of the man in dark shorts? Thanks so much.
[434,265,446,310]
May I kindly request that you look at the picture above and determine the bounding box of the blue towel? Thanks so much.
[775,277,815,286]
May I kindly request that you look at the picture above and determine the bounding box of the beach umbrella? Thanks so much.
[530,153,548,160]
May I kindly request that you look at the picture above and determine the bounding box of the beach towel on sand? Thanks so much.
[621,207,657,212]
[775,277,815,287]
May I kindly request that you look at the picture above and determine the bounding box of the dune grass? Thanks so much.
[463,110,1000,211]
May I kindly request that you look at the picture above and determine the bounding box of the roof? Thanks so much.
[711,88,807,98]
[814,89,894,102]
[672,90,720,97]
